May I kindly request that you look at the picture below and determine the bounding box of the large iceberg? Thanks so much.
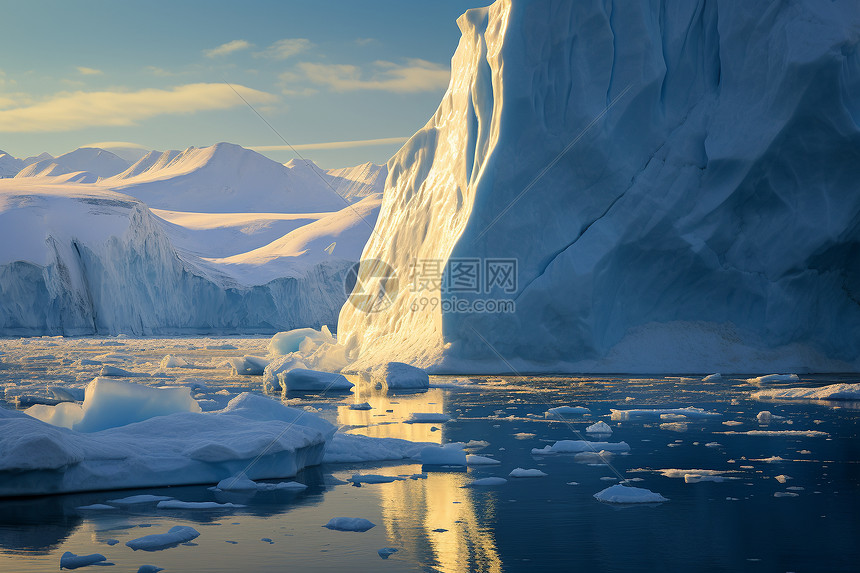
[337,0,860,373]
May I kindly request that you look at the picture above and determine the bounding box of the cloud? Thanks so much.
[76,66,103,76]
[355,37,379,46]
[251,136,409,152]
[255,38,312,60]
[83,141,148,150]
[0,83,277,133]
[204,39,251,58]
[298,59,449,93]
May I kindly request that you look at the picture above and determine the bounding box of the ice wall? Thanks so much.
[337,0,860,372]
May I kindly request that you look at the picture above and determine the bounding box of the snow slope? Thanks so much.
[337,0,860,373]
[16,147,130,180]
[0,151,24,178]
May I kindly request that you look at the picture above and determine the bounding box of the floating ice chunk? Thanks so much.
[531,440,631,455]
[774,492,799,498]
[76,503,115,510]
[512,432,536,439]
[157,500,245,509]
[594,484,668,504]
[464,439,489,449]
[702,373,722,382]
[751,383,860,401]
[280,368,353,391]
[216,476,308,491]
[509,468,547,478]
[108,495,174,505]
[99,365,149,377]
[545,406,590,418]
[610,407,720,421]
[349,474,405,484]
[227,355,270,376]
[126,526,200,550]
[585,421,612,434]
[745,374,800,385]
[660,413,688,421]
[60,551,108,569]
[573,450,614,464]
[349,402,372,410]
[684,474,728,483]
[469,477,508,486]
[757,411,777,424]
[160,355,189,368]
[722,420,743,426]
[717,430,829,437]
[705,442,721,448]
[659,422,688,432]
[466,455,501,465]
[26,378,201,432]
[374,362,430,389]
[378,548,399,559]
[48,386,85,402]
[774,475,791,484]
[405,412,451,424]
[323,517,375,532]
[751,456,786,463]
[323,433,431,463]
[137,566,164,573]
[268,326,334,356]
[420,444,467,466]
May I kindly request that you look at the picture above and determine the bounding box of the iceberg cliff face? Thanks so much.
[338,0,860,372]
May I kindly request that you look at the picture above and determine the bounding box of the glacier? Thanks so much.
[0,143,383,335]
[336,0,860,373]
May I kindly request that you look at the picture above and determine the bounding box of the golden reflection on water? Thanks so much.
[337,382,503,573]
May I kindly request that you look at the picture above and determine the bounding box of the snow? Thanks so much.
[469,477,507,486]
[0,392,334,496]
[531,440,631,455]
[126,526,200,550]
[420,444,467,466]
[60,551,108,569]
[280,368,353,391]
[25,378,201,432]
[323,517,376,532]
[585,421,612,434]
[751,383,860,401]
[545,406,590,418]
[374,362,430,389]
[594,485,668,504]
[333,0,860,374]
[509,468,547,478]
[610,407,721,421]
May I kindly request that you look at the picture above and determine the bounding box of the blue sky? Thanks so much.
[0,0,479,168]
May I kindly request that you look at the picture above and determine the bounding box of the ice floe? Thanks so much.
[469,477,508,486]
[610,407,720,420]
[126,526,200,550]
[323,517,376,532]
[531,440,631,455]
[374,361,430,389]
[751,383,860,401]
[585,421,612,434]
[509,468,547,478]
[745,374,800,385]
[420,444,467,466]
[594,484,668,504]
[60,551,108,569]
[280,368,353,391]
[545,406,590,418]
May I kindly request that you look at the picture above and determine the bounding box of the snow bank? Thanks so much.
[25,378,201,432]
[126,526,200,551]
[751,383,860,401]
[594,485,667,504]
[0,392,334,496]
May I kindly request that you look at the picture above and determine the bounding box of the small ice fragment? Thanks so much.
[464,440,490,449]
[659,422,688,432]
[323,517,376,532]
[126,526,200,551]
[774,491,799,498]
[261,538,274,544]
[566,482,579,486]
[545,406,590,418]
[702,373,722,382]
[349,402,372,410]
[108,495,173,505]
[774,475,791,484]
[378,548,398,559]
[466,455,501,465]
[76,503,114,510]
[105,539,119,546]
[432,528,448,532]
[611,407,720,421]
[227,355,270,376]
[137,566,164,573]
[531,440,630,455]
[722,420,743,426]
[600,477,618,481]
[509,468,548,478]
[513,432,536,439]
[420,444,467,466]
[585,421,612,434]
[756,411,774,424]
[100,364,149,377]
[574,450,613,464]
[60,551,107,569]
[406,412,451,423]
[160,355,189,368]
[745,374,799,385]
[349,474,405,484]
[705,442,721,448]
[594,484,668,504]
[470,477,508,486]
[156,500,245,509]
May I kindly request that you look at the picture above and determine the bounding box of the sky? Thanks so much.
[0,0,480,168]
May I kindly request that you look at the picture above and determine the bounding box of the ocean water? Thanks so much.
[0,337,858,572]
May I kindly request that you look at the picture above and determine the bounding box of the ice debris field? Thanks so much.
[0,334,858,571]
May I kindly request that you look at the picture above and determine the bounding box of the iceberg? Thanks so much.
[335,0,860,373]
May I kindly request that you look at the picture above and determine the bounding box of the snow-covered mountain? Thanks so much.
[16,147,130,180]
[337,0,860,373]
[0,143,383,335]
[0,151,24,178]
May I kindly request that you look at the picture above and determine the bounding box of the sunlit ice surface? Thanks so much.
[0,336,858,572]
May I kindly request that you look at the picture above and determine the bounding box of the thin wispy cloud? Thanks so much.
[204,39,251,58]
[76,66,103,76]
[252,136,409,151]
[298,59,449,93]
[255,38,312,60]
[0,83,276,133]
